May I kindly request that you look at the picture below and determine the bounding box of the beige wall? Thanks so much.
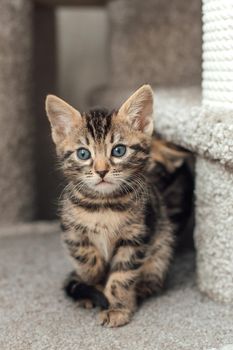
[56,7,108,111]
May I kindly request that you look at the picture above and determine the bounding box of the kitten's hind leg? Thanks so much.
[137,229,174,302]
[64,271,109,310]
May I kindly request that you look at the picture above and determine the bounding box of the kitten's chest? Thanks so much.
[89,226,117,262]
[78,209,129,261]
[64,196,136,261]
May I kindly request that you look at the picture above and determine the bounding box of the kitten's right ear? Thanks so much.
[45,95,82,145]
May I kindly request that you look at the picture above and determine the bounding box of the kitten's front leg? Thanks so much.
[99,241,145,327]
[63,228,105,284]
[63,230,106,307]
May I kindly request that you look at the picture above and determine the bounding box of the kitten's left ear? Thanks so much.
[118,84,154,135]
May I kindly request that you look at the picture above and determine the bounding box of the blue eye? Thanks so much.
[77,148,91,160]
[111,144,126,157]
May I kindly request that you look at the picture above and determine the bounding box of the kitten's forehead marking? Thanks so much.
[85,108,114,142]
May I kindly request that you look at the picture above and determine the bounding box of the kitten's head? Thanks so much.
[45,85,154,196]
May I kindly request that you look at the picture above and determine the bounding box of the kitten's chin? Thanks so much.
[92,181,118,194]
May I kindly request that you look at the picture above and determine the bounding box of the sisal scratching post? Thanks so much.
[195,0,233,303]
[0,0,35,223]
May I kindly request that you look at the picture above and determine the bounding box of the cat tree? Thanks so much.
[0,0,232,305]
[155,0,233,303]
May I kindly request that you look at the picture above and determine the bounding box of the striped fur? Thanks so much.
[46,85,175,327]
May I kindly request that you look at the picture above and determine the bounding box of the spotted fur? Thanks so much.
[46,85,175,327]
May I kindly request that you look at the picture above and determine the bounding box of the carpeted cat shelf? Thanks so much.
[156,0,233,303]
[197,0,233,303]
[192,0,233,303]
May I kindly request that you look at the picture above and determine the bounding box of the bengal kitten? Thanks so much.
[46,85,175,327]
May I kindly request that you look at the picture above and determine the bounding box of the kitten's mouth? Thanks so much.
[96,180,112,186]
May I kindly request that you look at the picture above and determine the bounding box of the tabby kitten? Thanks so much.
[46,85,174,327]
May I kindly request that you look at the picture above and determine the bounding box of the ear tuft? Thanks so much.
[118,84,154,135]
[45,95,82,145]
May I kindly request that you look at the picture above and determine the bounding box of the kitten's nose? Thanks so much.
[96,170,108,179]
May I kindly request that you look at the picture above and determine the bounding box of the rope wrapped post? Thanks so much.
[195,0,233,303]
[202,0,233,109]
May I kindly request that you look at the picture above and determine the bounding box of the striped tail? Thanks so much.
[64,274,109,310]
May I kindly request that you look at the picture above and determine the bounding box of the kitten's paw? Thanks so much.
[98,309,131,328]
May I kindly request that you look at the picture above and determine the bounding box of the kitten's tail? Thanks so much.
[64,277,109,310]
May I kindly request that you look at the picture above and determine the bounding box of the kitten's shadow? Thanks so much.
[166,251,196,290]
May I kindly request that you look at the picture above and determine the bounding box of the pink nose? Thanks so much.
[96,170,108,179]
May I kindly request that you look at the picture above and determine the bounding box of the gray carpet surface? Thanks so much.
[0,231,232,350]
